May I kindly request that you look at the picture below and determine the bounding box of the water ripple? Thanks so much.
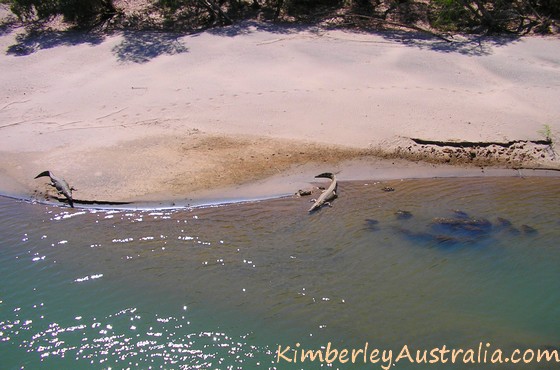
[1,177,560,368]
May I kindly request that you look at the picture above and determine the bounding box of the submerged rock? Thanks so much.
[396,211,496,248]
[433,234,463,246]
[364,219,380,231]
[394,227,433,243]
[395,226,464,247]
[507,227,521,236]
[494,217,521,235]
[369,208,537,249]
[520,224,538,235]
[432,217,492,228]
[395,210,413,220]
[496,217,512,227]
[452,210,470,219]
[431,217,492,235]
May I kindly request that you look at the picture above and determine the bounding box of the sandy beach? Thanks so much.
[1,14,559,204]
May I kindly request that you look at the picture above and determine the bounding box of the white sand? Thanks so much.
[0,20,559,203]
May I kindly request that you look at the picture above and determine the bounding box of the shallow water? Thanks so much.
[1,177,559,369]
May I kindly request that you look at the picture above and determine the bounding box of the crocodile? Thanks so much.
[308,172,337,212]
[35,170,75,208]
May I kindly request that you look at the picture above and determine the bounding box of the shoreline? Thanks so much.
[1,130,558,207]
[4,160,559,210]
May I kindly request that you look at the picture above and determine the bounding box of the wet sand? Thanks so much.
[0,15,559,204]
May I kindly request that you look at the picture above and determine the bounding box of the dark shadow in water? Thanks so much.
[430,215,493,238]
[395,209,413,220]
[364,218,379,231]
[393,225,472,249]
[6,28,105,56]
[112,31,189,63]
[390,210,538,251]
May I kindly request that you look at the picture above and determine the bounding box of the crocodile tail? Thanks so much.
[34,170,51,179]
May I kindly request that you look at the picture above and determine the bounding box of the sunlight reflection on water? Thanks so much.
[1,176,560,369]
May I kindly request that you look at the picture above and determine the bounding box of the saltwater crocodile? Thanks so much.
[308,172,338,212]
[35,170,75,208]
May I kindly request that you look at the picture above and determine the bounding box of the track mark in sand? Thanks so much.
[0,118,66,129]
[200,84,499,102]
[95,107,128,120]
[0,120,27,129]
[52,123,128,132]
[58,120,84,127]
[0,99,30,111]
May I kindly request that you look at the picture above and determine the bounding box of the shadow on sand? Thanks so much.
[0,12,18,37]
[207,20,521,56]
[6,28,105,56]
[112,31,189,63]
[5,28,189,63]
[206,19,318,37]
[377,29,521,56]
[4,19,520,61]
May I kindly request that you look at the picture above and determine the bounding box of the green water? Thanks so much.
[1,177,559,369]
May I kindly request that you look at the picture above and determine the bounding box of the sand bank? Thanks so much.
[0,19,559,204]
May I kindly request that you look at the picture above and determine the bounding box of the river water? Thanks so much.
[1,176,559,369]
